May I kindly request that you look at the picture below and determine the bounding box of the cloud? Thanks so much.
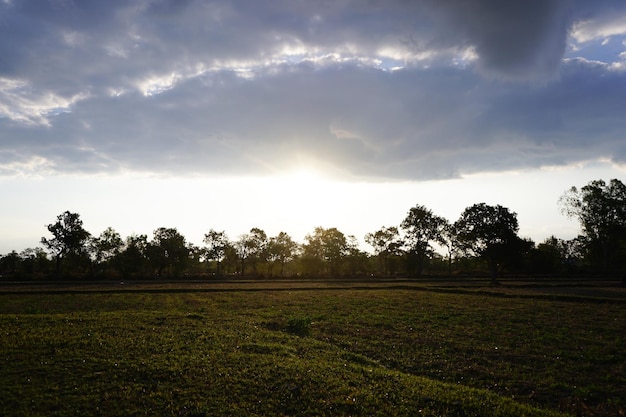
[1,1,626,180]
[571,9,626,43]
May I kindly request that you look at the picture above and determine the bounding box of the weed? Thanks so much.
[286,315,312,337]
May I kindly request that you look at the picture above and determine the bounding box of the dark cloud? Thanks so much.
[430,0,572,79]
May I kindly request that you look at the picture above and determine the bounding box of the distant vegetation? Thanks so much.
[1,178,625,280]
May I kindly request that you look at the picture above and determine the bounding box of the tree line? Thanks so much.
[1,178,625,281]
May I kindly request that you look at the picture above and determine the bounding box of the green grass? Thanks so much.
[0,287,624,416]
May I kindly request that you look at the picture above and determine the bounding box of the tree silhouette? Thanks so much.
[401,205,447,276]
[149,227,189,277]
[266,232,298,277]
[440,221,458,277]
[116,234,149,277]
[560,178,626,275]
[91,227,123,276]
[365,226,403,276]
[302,227,348,276]
[203,229,229,276]
[41,211,91,275]
[247,228,268,275]
[455,203,520,283]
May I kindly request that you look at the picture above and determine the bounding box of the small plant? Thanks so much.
[286,315,312,337]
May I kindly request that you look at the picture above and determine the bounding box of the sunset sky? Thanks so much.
[1,0,626,254]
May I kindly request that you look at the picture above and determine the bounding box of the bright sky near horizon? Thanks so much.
[1,1,626,254]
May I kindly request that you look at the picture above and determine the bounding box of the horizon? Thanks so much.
[5,163,621,255]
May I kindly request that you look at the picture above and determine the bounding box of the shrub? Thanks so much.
[286,315,312,337]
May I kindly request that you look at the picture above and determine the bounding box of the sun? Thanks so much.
[250,166,349,234]
[281,167,326,188]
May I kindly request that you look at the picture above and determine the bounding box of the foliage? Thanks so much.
[302,227,349,276]
[365,226,404,275]
[90,227,124,276]
[401,205,448,276]
[233,229,268,276]
[266,231,299,276]
[40,210,91,275]
[116,234,149,277]
[286,315,312,336]
[247,227,269,275]
[203,229,229,276]
[455,203,521,281]
[560,178,626,274]
[149,227,189,277]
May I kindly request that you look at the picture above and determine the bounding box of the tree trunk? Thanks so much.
[488,257,499,284]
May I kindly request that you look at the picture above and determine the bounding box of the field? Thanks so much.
[0,279,624,416]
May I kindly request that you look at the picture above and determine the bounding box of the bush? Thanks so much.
[286,315,312,337]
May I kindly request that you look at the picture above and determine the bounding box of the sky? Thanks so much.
[1,0,626,254]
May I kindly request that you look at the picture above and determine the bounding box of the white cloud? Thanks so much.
[0,77,85,125]
[0,155,56,177]
[571,12,626,43]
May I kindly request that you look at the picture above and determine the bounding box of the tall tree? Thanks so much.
[91,227,123,276]
[203,229,229,276]
[440,222,458,277]
[149,227,189,277]
[365,226,403,276]
[454,203,520,282]
[41,211,91,275]
[234,228,268,276]
[302,227,348,276]
[247,227,268,275]
[234,233,252,276]
[266,232,298,277]
[116,234,149,277]
[401,205,447,276]
[560,179,626,275]
[344,235,371,276]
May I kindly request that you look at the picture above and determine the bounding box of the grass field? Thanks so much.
[0,281,624,416]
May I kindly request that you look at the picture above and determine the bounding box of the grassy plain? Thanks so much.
[0,281,624,416]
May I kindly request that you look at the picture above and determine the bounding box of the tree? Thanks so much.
[300,228,325,276]
[266,232,298,277]
[401,205,447,276]
[116,234,149,277]
[344,235,371,276]
[454,203,520,282]
[302,227,348,276]
[528,236,566,274]
[559,179,626,275]
[234,228,267,276]
[440,222,458,277]
[91,227,123,276]
[203,229,229,276]
[18,247,50,277]
[221,244,240,275]
[149,227,189,277]
[365,226,403,276]
[0,251,20,276]
[41,211,91,275]
[247,227,268,275]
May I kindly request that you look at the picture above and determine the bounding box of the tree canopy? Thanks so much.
[560,178,626,274]
[40,210,91,274]
[401,205,448,276]
[455,203,521,282]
